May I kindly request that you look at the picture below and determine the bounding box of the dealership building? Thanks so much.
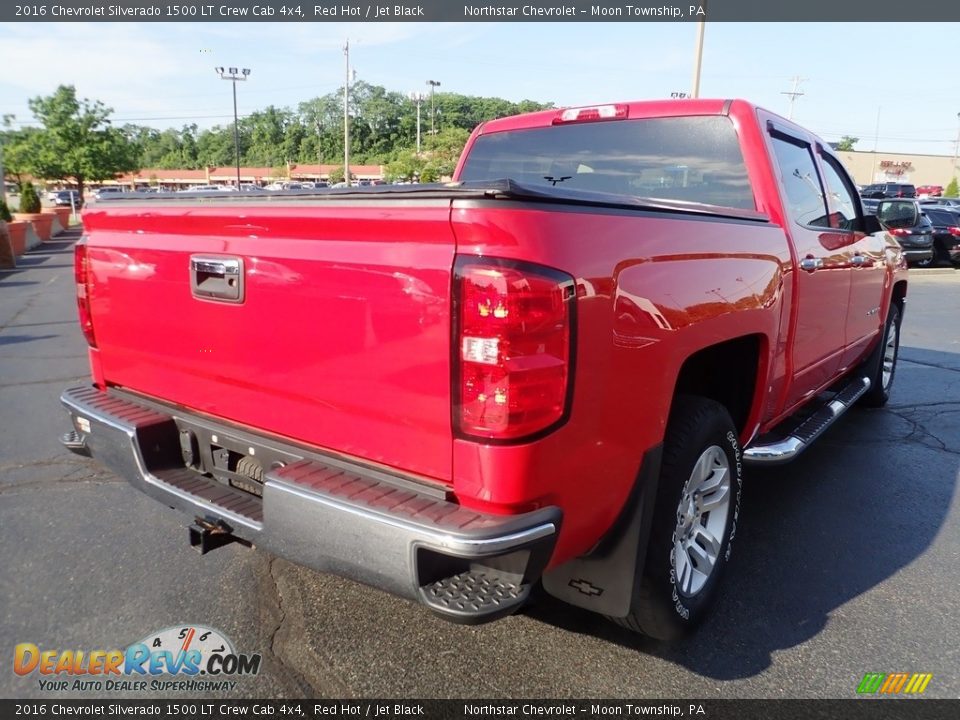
[836,150,959,189]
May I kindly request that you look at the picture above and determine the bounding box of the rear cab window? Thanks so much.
[458,115,756,211]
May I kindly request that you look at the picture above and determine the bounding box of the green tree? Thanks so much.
[944,177,959,198]
[20,85,139,199]
[0,197,12,222]
[327,166,344,184]
[18,181,41,213]
[836,136,859,151]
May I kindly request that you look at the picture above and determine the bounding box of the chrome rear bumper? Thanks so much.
[60,385,560,622]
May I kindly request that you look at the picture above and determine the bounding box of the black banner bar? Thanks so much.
[2,0,956,23]
[1,700,959,720]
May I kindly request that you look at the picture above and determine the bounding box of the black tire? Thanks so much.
[613,396,742,640]
[860,302,901,408]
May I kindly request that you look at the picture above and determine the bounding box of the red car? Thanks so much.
[61,99,907,640]
[916,185,943,197]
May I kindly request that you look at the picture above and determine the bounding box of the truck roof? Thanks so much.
[477,98,742,135]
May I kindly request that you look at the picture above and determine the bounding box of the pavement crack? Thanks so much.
[887,408,960,457]
[900,357,960,374]
[0,376,85,389]
[253,555,322,697]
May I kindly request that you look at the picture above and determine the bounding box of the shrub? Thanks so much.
[18,182,41,214]
[944,178,959,199]
[0,197,12,222]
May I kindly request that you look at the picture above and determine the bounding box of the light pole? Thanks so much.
[215,66,250,188]
[426,80,441,136]
[343,41,351,185]
[409,92,424,153]
[0,114,12,206]
[953,112,960,178]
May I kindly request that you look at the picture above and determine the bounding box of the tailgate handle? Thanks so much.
[190,256,244,303]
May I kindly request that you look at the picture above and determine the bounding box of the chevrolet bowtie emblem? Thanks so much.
[568,579,604,596]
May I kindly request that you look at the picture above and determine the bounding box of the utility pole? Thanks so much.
[343,40,351,185]
[871,106,881,181]
[691,20,705,98]
[426,80,441,136]
[781,76,807,120]
[690,0,707,98]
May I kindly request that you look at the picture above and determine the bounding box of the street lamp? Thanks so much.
[409,92,424,153]
[215,66,251,188]
[954,112,960,176]
[426,80,441,136]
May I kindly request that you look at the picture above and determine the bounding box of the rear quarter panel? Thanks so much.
[450,202,790,563]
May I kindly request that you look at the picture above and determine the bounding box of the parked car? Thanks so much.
[861,197,880,215]
[51,190,82,208]
[861,182,917,199]
[92,187,124,201]
[876,199,934,265]
[176,185,221,193]
[919,197,960,209]
[915,185,943,198]
[919,205,960,266]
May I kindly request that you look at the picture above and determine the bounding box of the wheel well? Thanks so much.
[892,280,907,310]
[673,335,762,435]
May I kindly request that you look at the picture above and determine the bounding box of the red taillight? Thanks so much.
[553,104,629,125]
[454,258,575,441]
[889,228,909,237]
[949,226,960,237]
[74,241,97,348]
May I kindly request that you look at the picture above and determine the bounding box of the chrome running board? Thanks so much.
[743,376,871,466]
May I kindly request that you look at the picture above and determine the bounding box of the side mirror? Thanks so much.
[859,215,883,234]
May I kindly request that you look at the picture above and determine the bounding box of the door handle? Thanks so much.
[851,255,872,267]
[190,255,244,303]
[799,257,824,272]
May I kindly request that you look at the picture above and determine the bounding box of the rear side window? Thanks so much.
[459,116,755,210]
[819,154,860,231]
[770,136,829,228]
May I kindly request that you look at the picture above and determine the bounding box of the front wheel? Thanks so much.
[613,396,742,640]
[861,302,901,408]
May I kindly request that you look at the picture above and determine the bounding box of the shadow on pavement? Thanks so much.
[0,334,59,346]
[524,346,959,679]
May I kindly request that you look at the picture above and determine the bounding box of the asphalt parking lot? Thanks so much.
[2,231,958,699]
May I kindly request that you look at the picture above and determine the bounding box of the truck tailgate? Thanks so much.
[81,201,456,483]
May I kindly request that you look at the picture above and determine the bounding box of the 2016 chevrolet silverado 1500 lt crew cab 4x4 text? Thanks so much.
[60,99,906,640]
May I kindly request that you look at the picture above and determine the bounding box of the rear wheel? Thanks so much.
[614,396,742,640]
[861,302,901,408]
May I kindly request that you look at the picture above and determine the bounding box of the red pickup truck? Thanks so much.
[61,99,906,640]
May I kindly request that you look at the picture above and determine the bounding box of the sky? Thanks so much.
[2,21,959,157]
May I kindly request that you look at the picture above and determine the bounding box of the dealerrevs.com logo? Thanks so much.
[14,625,261,693]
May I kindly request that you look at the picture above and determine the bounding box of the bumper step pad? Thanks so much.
[421,570,527,621]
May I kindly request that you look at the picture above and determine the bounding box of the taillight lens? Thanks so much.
[454,258,575,441]
[74,241,97,348]
[889,228,909,237]
[948,226,960,237]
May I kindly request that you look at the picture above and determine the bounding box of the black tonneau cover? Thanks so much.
[93,179,770,224]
